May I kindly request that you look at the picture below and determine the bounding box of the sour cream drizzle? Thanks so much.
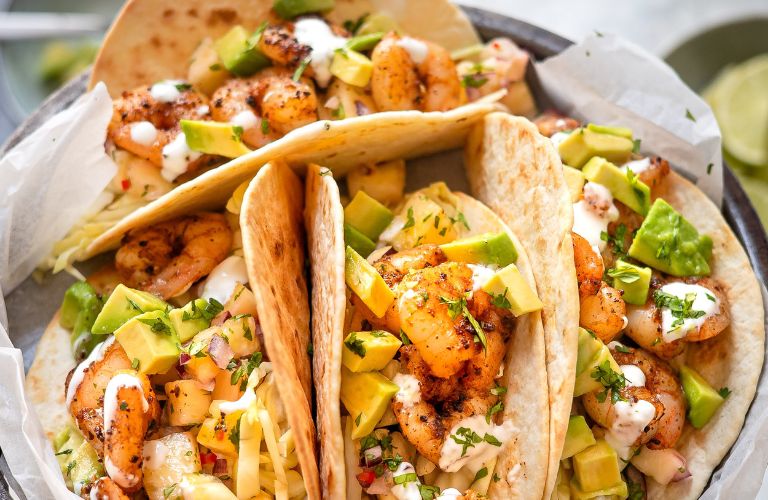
[658,282,720,343]
[572,181,619,252]
[66,336,115,408]
[390,461,422,500]
[396,37,429,64]
[129,121,157,146]
[393,373,421,409]
[294,18,347,88]
[149,80,185,103]
[200,255,249,305]
[103,373,149,489]
[604,399,656,462]
[622,157,651,174]
[160,132,201,182]
[467,263,497,292]
[439,414,515,473]
[231,110,259,130]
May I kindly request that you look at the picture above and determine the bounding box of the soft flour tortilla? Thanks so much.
[240,160,320,499]
[645,172,764,500]
[89,0,479,96]
[84,102,498,259]
[26,163,321,498]
[305,165,550,499]
[463,112,579,499]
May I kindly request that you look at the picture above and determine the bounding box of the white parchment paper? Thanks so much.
[0,35,762,500]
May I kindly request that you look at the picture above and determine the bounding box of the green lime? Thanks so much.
[704,54,768,168]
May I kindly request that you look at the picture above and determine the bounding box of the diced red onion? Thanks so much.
[213,458,228,474]
[324,96,340,109]
[360,445,382,467]
[212,310,232,327]
[179,353,191,366]
[208,335,234,369]
[355,100,371,116]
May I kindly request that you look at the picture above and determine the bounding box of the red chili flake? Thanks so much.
[200,452,217,465]
[121,179,131,191]
[356,469,376,489]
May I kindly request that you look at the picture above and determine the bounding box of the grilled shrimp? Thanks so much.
[624,277,730,359]
[632,156,671,191]
[211,68,318,147]
[533,112,580,137]
[582,347,685,449]
[88,477,130,500]
[371,33,463,112]
[257,24,311,66]
[572,232,627,342]
[115,213,232,299]
[108,83,211,169]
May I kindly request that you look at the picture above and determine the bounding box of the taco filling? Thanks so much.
[536,116,733,498]
[318,178,544,499]
[46,183,309,499]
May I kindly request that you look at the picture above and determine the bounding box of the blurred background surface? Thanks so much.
[0,0,766,221]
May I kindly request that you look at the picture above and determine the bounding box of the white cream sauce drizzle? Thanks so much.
[658,282,720,343]
[392,373,421,409]
[396,37,429,64]
[604,399,656,463]
[467,264,497,292]
[201,255,249,305]
[129,121,157,146]
[160,132,201,182]
[231,110,259,130]
[66,336,115,408]
[439,415,515,473]
[149,80,185,103]
[294,18,347,88]
[390,461,422,500]
[572,181,619,252]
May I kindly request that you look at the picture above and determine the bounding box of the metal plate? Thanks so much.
[0,6,766,498]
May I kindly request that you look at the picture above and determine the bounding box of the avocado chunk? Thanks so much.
[91,284,169,334]
[628,198,713,276]
[179,473,237,499]
[582,156,651,215]
[344,223,376,258]
[563,165,586,203]
[481,263,543,316]
[344,190,394,241]
[234,405,262,498]
[54,425,86,488]
[58,433,104,492]
[342,331,402,372]
[569,476,628,500]
[169,298,215,344]
[574,328,622,397]
[181,120,251,158]
[331,49,373,87]
[680,365,726,429]
[558,127,634,168]
[440,232,518,267]
[572,439,624,493]
[562,415,596,459]
[214,25,270,76]
[60,281,104,359]
[114,310,180,374]
[609,259,651,305]
[586,123,633,139]
[273,0,335,19]
[345,246,395,318]
[340,366,399,439]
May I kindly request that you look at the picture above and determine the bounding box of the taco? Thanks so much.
[468,112,765,499]
[25,161,320,499]
[48,0,535,275]
[305,151,552,498]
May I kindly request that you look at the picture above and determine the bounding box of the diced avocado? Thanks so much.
[342,331,402,372]
[169,298,212,344]
[341,367,399,439]
[234,406,262,498]
[273,0,335,19]
[331,49,373,87]
[114,310,180,375]
[628,198,713,276]
[610,259,651,305]
[344,190,394,241]
[214,25,270,76]
[181,120,251,158]
[54,425,85,488]
[60,281,104,359]
[65,440,105,492]
[558,128,634,168]
[586,123,633,140]
[563,165,586,203]
[345,246,395,318]
[346,32,384,52]
[344,223,376,258]
[179,473,237,499]
[572,439,624,493]
[574,328,621,397]
[357,13,400,36]
[582,157,651,215]
[561,415,596,459]
[569,476,628,500]
[481,263,543,316]
[92,284,169,334]
[680,365,726,429]
[440,232,518,267]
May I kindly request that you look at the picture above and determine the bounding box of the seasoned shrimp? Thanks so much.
[572,232,627,342]
[211,68,318,147]
[533,112,580,137]
[625,277,730,359]
[258,24,311,66]
[582,347,685,449]
[108,83,211,168]
[371,33,463,112]
[635,156,671,191]
[115,213,232,299]
[88,477,130,500]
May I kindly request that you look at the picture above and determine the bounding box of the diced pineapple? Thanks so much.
[320,79,378,120]
[221,315,260,358]
[391,195,458,250]
[185,329,222,385]
[212,367,244,402]
[223,284,259,318]
[165,380,212,426]
[178,473,237,500]
[143,432,201,500]
[346,159,406,208]
[188,37,232,96]
[197,406,244,457]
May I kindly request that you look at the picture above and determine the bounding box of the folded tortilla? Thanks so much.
[26,161,321,499]
[465,112,765,499]
[89,0,479,96]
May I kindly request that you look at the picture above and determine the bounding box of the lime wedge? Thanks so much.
[704,54,768,167]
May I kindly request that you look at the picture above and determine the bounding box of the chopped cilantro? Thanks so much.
[131,358,140,370]
[473,467,489,483]
[120,401,128,411]
[653,289,705,331]
[462,73,488,88]
[483,433,502,446]
[600,223,628,259]
[293,57,311,82]
[393,472,418,485]
[632,138,642,154]
[232,125,244,142]
[343,13,369,34]
[345,332,366,358]
[486,400,504,424]
[685,108,696,121]
[230,352,263,390]
[229,415,242,450]
[54,449,72,456]
[419,484,440,500]
[490,384,507,396]
[355,412,363,426]
[400,330,412,345]
[138,316,172,336]
[261,118,270,135]
[174,83,192,92]
[439,294,487,350]
[450,427,483,457]
[613,343,631,354]
[403,207,416,230]
[718,387,732,399]
[490,289,512,310]
[591,360,626,404]
[606,266,640,284]
[331,103,346,119]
